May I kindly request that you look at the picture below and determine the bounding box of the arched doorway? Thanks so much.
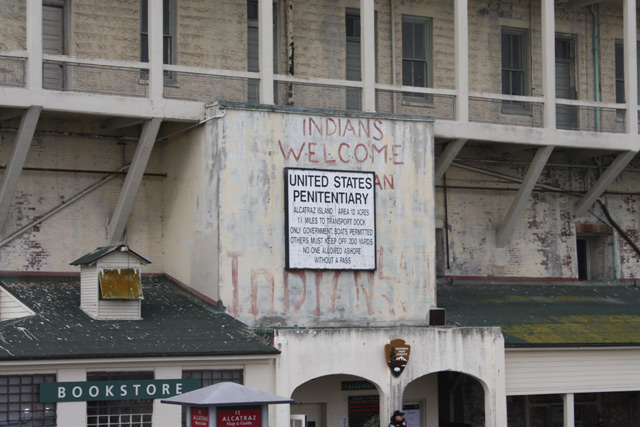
[291,374,382,427]
[403,372,486,427]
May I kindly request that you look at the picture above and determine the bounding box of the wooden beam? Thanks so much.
[107,118,162,243]
[574,151,637,217]
[496,146,554,247]
[0,106,42,233]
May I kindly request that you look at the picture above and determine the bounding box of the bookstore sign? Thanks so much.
[285,168,376,270]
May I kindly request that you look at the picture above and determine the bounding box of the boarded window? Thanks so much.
[99,269,143,300]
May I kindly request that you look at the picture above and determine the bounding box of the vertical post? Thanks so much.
[623,0,638,134]
[259,0,274,104]
[361,0,376,112]
[26,0,43,90]
[541,0,556,129]
[148,0,164,99]
[563,394,575,427]
[454,0,469,122]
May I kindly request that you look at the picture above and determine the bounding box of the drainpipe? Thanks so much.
[591,4,601,131]
[286,0,294,105]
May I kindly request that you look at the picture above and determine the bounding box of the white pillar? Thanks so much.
[361,0,376,112]
[148,0,164,99]
[26,0,43,90]
[56,369,87,427]
[623,0,638,134]
[153,367,182,427]
[541,0,556,129]
[259,0,274,104]
[563,393,575,427]
[454,0,469,122]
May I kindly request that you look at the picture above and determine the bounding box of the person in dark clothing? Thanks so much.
[389,410,407,427]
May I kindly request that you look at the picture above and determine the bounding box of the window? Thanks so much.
[248,1,259,103]
[614,40,640,119]
[615,39,625,104]
[182,370,243,426]
[87,371,153,427]
[246,1,279,103]
[0,374,57,426]
[43,0,66,90]
[555,36,577,130]
[501,27,529,112]
[345,10,362,110]
[402,15,432,100]
[99,268,143,300]
[140,0,176,80]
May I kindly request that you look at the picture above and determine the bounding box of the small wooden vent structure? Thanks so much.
[70,245,151,320]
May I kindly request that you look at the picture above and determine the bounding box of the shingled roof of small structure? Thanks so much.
[70,245,151,265]
[438,281,640,347]
[0,275,278,360]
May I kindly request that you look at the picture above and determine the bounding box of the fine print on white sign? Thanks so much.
[285,168,376,270]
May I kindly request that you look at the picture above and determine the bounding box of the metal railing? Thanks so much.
[163,65,258,102]
[0,55,26,88]
[274,77,363,112]
[555,99,626,133]
[42,59,147,97]
[376,88,456,120]
[469,93,544,128]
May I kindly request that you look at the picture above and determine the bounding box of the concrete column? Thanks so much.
[563,393,575,427]
[26,0,43,90]
[454,0,469,122]
[435,139,467,182]
[107,118,162,243]
[361,0,376,112]
[541,0,556,129]
[259,0,274,104]
[148,0,164,99]
[496,146,554,247]
[623,0,638,134]
[574,150,637,217]
[0,106,41,234]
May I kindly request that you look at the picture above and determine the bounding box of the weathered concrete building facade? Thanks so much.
[1,0,640,426]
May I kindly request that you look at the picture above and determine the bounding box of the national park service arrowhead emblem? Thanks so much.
[385,339,411,377]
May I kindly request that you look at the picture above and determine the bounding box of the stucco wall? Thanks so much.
[273,327,506,427]
[172,106,436,327]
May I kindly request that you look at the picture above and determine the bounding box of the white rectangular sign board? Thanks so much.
[285,168,376,270]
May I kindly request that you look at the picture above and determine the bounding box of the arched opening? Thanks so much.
[403,372,486,427]
[290,374,382,427]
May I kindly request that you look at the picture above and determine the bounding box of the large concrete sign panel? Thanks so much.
[201,105,435,327]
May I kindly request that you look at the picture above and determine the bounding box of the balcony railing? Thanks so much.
[376,84,456,121]
[163,65,258,103]
[274,75,363,112]
[1,53,637,136]
[42,54,147,97]
[469,93,544,128]
[0,53,26,88]
[555,99,626,133]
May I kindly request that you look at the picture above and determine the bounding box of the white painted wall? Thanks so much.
[505,348,640,396]
[164,106,436,328]
[273,327,507,427]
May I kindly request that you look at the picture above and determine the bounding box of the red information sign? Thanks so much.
[191,407,209,427]
[217,407,262,427]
